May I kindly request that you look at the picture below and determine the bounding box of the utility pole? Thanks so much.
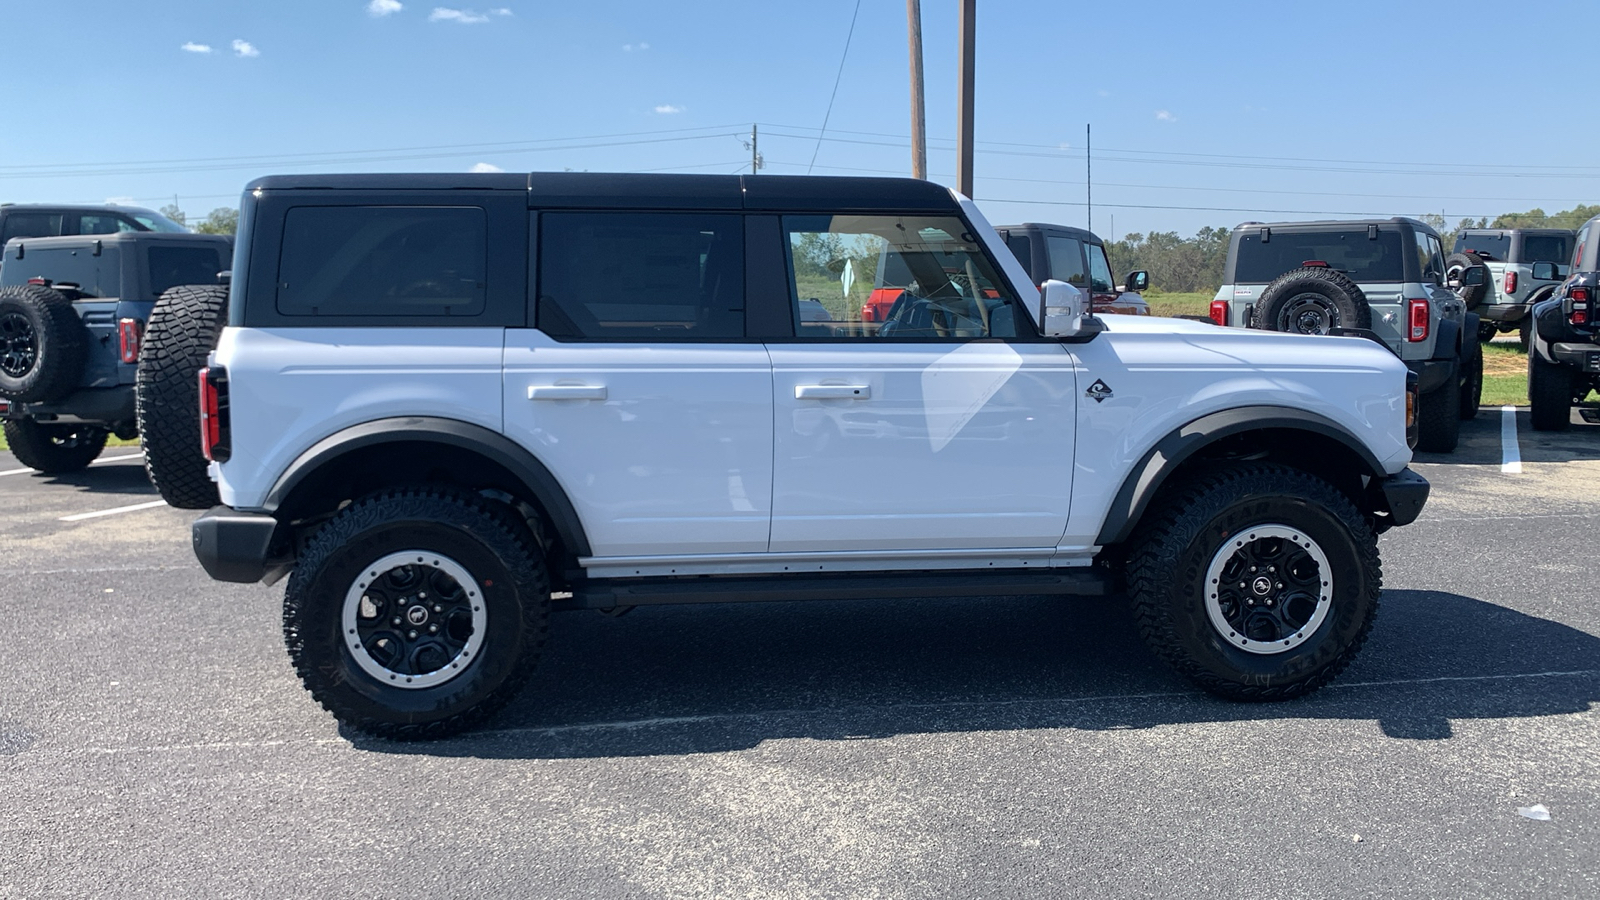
[907,0,927,179]
[956,0,975,197]
[748,124,762,175]
[1086,123,1092,234]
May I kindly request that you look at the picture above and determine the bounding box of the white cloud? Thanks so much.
[232,39,260,57]
[430,7,490,23]
[367,0,403,15]
[623,41,650,51]
[1154,109,1176,122]
[491,7,512,14]
[469,162,505,173]
[654,104,683,114]
[181,42,213,54]
[104,196,137,205]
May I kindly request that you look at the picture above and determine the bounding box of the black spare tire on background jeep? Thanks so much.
[136,284,230,509]
[1252,267,1373,335]
[1446,252,1490,310]
[0,284,90,404]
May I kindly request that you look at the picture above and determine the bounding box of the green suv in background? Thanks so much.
[1448,228,1574,347]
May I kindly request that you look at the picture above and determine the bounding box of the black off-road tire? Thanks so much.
[1477,320,1499,343]
[0,284,89,403]
[1528,341,1573,432]
[1253,267,1372,335]
[1459,338,1483,421]
[1446,253,1489,309]
[1124,464,1381,701]
[283,488,551,740]
[136,284,229,509]
[2,420,107,473]
[1416,360,1462,452]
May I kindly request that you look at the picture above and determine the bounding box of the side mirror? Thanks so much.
[1124,270,1150,293]
[1460,266,1487,286]
[1039,279,1105,341]
[1531,261,1557,281]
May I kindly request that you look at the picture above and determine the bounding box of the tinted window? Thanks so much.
[1574,224,1591,271]
[1004,234,1034,281]
[148,246,226,295]
[1045,236,1087,286]
[537,212,744,339]
[276,207,487,317]
[1235,229,1406,283]
[1416,233,1445,284]
[784,214,1022,339]
[1,213,64,244]
[78,214,141,235]
[1086,242,1115,293]
[3,246,119,297]
[1454,232,1511,261]
[1519,234,1572,265]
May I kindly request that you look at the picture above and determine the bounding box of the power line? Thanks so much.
[808,0,863,175]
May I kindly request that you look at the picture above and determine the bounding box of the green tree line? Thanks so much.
[159,203,239,234]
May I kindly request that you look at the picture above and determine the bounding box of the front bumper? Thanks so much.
[1371,468,1430,529]
[1550,341,1600,373]
[193,506,286,584]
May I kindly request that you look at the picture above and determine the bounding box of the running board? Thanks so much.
[557,567,1113,612]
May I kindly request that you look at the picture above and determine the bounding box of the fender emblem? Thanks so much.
[1086,379,1114,403]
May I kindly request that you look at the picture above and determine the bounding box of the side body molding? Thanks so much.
[263,416,593,558]
[1095,406,1387,546]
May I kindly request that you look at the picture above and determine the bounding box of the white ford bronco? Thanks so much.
[184,173,1429,738]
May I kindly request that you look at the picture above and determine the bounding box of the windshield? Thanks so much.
[129,211,190,233]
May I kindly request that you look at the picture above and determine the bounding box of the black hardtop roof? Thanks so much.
[996,222,1103,245]
[1232,216,1437,236]
[242,172,962,212]
[1458,226,1576,236]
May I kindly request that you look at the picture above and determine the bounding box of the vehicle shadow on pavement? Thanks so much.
[28,463,158,497]
[349,589,1600,759]
[1414,408,1600,467]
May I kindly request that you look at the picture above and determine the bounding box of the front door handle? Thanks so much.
[528,385,607,401]
[794,384,871,400]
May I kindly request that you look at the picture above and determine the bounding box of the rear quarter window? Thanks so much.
[1234,229,1406,283]
[148,245,227,295]
[276,206,487,317]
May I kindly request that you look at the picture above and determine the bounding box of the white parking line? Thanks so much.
[1501,405,1522,474]
[59,499,167,522]
[0,450,144,478]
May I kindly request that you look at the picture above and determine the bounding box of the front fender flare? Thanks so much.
[1095,406,1387,546]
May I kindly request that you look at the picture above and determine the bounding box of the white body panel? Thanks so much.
[766,340,1077,552]
[212,327,504,510]
[501,330,774,558]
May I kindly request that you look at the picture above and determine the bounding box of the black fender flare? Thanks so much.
[263,416,592,557]
[1095,406,1387,546]
[1431,315,1462,362]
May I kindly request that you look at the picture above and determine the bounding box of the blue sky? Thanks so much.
[3,0,1598,238]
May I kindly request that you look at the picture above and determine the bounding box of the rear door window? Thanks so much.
[1234,229,1406,283]
[276,207,487,317]
[1,212,64,244]
[77,214,142,235]
[536,212,745,339]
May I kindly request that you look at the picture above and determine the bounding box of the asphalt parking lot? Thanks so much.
[1,410,1596,899]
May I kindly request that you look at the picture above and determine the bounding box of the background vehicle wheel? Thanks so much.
[1124,464,1381,701]
[283,488,550,739]
[0,284,89,403]
[1517,318,1532,353]
[1528,342,1572,431]
[1415,361,1461,452]
[1477,321,1498,343]
[1,420,107,473]
[1445,253,1489,309]
[1253,267,1372,335]
[1458,338,1483,420]
[136,285,229,509]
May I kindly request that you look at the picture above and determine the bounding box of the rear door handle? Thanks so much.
[528,385,607,401]
[794,384,871,400]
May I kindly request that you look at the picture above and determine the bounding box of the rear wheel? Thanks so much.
[2,419,107,473]
[1459,338,1483,420]
[283,488,550,739]
[136,285,229,510]
[1415,360,1461,452]
[1528,341,1573,431]
[1125,464,1381,701]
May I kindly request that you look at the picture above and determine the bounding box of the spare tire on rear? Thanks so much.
[0,284,89,403]
[136,284,229,510]
[1253,266,1372,335]
[1446,252,1489,309]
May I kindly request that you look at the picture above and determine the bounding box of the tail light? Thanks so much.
[1504,271,1518,295]
[118,318,143,364]
[1407,298,1430,342]
[1209,299,1230,326]
[1405,370,1419,448]
[198,366,231,463]
[1572,286,1590,326]
[0,400,9,415]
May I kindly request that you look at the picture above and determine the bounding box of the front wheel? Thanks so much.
[1415,361,1462,453]
[2,419,107,473]
[1528,343,1573,431]
[1125,464,1381,701]
[283,488,550,739]
[1458,339,1483,421]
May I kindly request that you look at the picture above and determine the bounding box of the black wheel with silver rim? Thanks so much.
[284,488,550,739]
[1275,294,1340,335]
[1125,464,1381,701]
[0,312,37,379]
